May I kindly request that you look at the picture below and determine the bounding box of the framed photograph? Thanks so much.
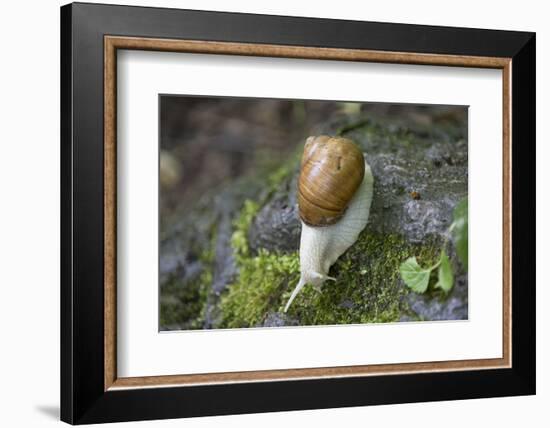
[60,2,535,424]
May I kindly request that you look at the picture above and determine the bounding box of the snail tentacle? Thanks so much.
[284,277,307,313]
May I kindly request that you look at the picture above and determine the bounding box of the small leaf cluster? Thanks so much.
[400,198,468,294]
[400,250,453,294]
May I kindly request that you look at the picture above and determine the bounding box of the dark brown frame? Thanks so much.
[61,3,535,424]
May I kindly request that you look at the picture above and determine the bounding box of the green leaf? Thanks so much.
[400,257,432,293]
[453,197,468,220]
[452,198,468,271]
[435,251,454,293]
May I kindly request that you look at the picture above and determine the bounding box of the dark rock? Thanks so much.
[261,312,300,328]
[340,299,355,310]
[248,173,301,253]
[403,274,468,321]
[247,149,467,251]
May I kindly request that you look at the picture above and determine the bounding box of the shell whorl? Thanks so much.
[298,136,365,227]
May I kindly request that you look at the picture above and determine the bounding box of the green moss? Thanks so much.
[250,146,300,194]
[218,199,442,328]
[160,268,210,329]
[231,199,260,259]
[266,143,303,187]
[285,232,440,325]
[336,119,371,136]
[220,198,299,327]
[267,164,293,190]
[219,249,300,328]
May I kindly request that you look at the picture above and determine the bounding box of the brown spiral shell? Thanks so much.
[298,135,365,226]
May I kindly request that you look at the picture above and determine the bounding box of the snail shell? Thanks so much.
[298,136,365,227]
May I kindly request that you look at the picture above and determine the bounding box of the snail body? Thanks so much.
[284,136,374,312]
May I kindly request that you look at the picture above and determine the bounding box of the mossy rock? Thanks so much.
[159,113,468,330]
[219,230,442,328]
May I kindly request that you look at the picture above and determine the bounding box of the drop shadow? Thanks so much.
[35,405,59,420]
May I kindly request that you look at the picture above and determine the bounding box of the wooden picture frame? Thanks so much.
[61,2,535,424]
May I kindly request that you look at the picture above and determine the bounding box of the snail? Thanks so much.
[284,135,374,312]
